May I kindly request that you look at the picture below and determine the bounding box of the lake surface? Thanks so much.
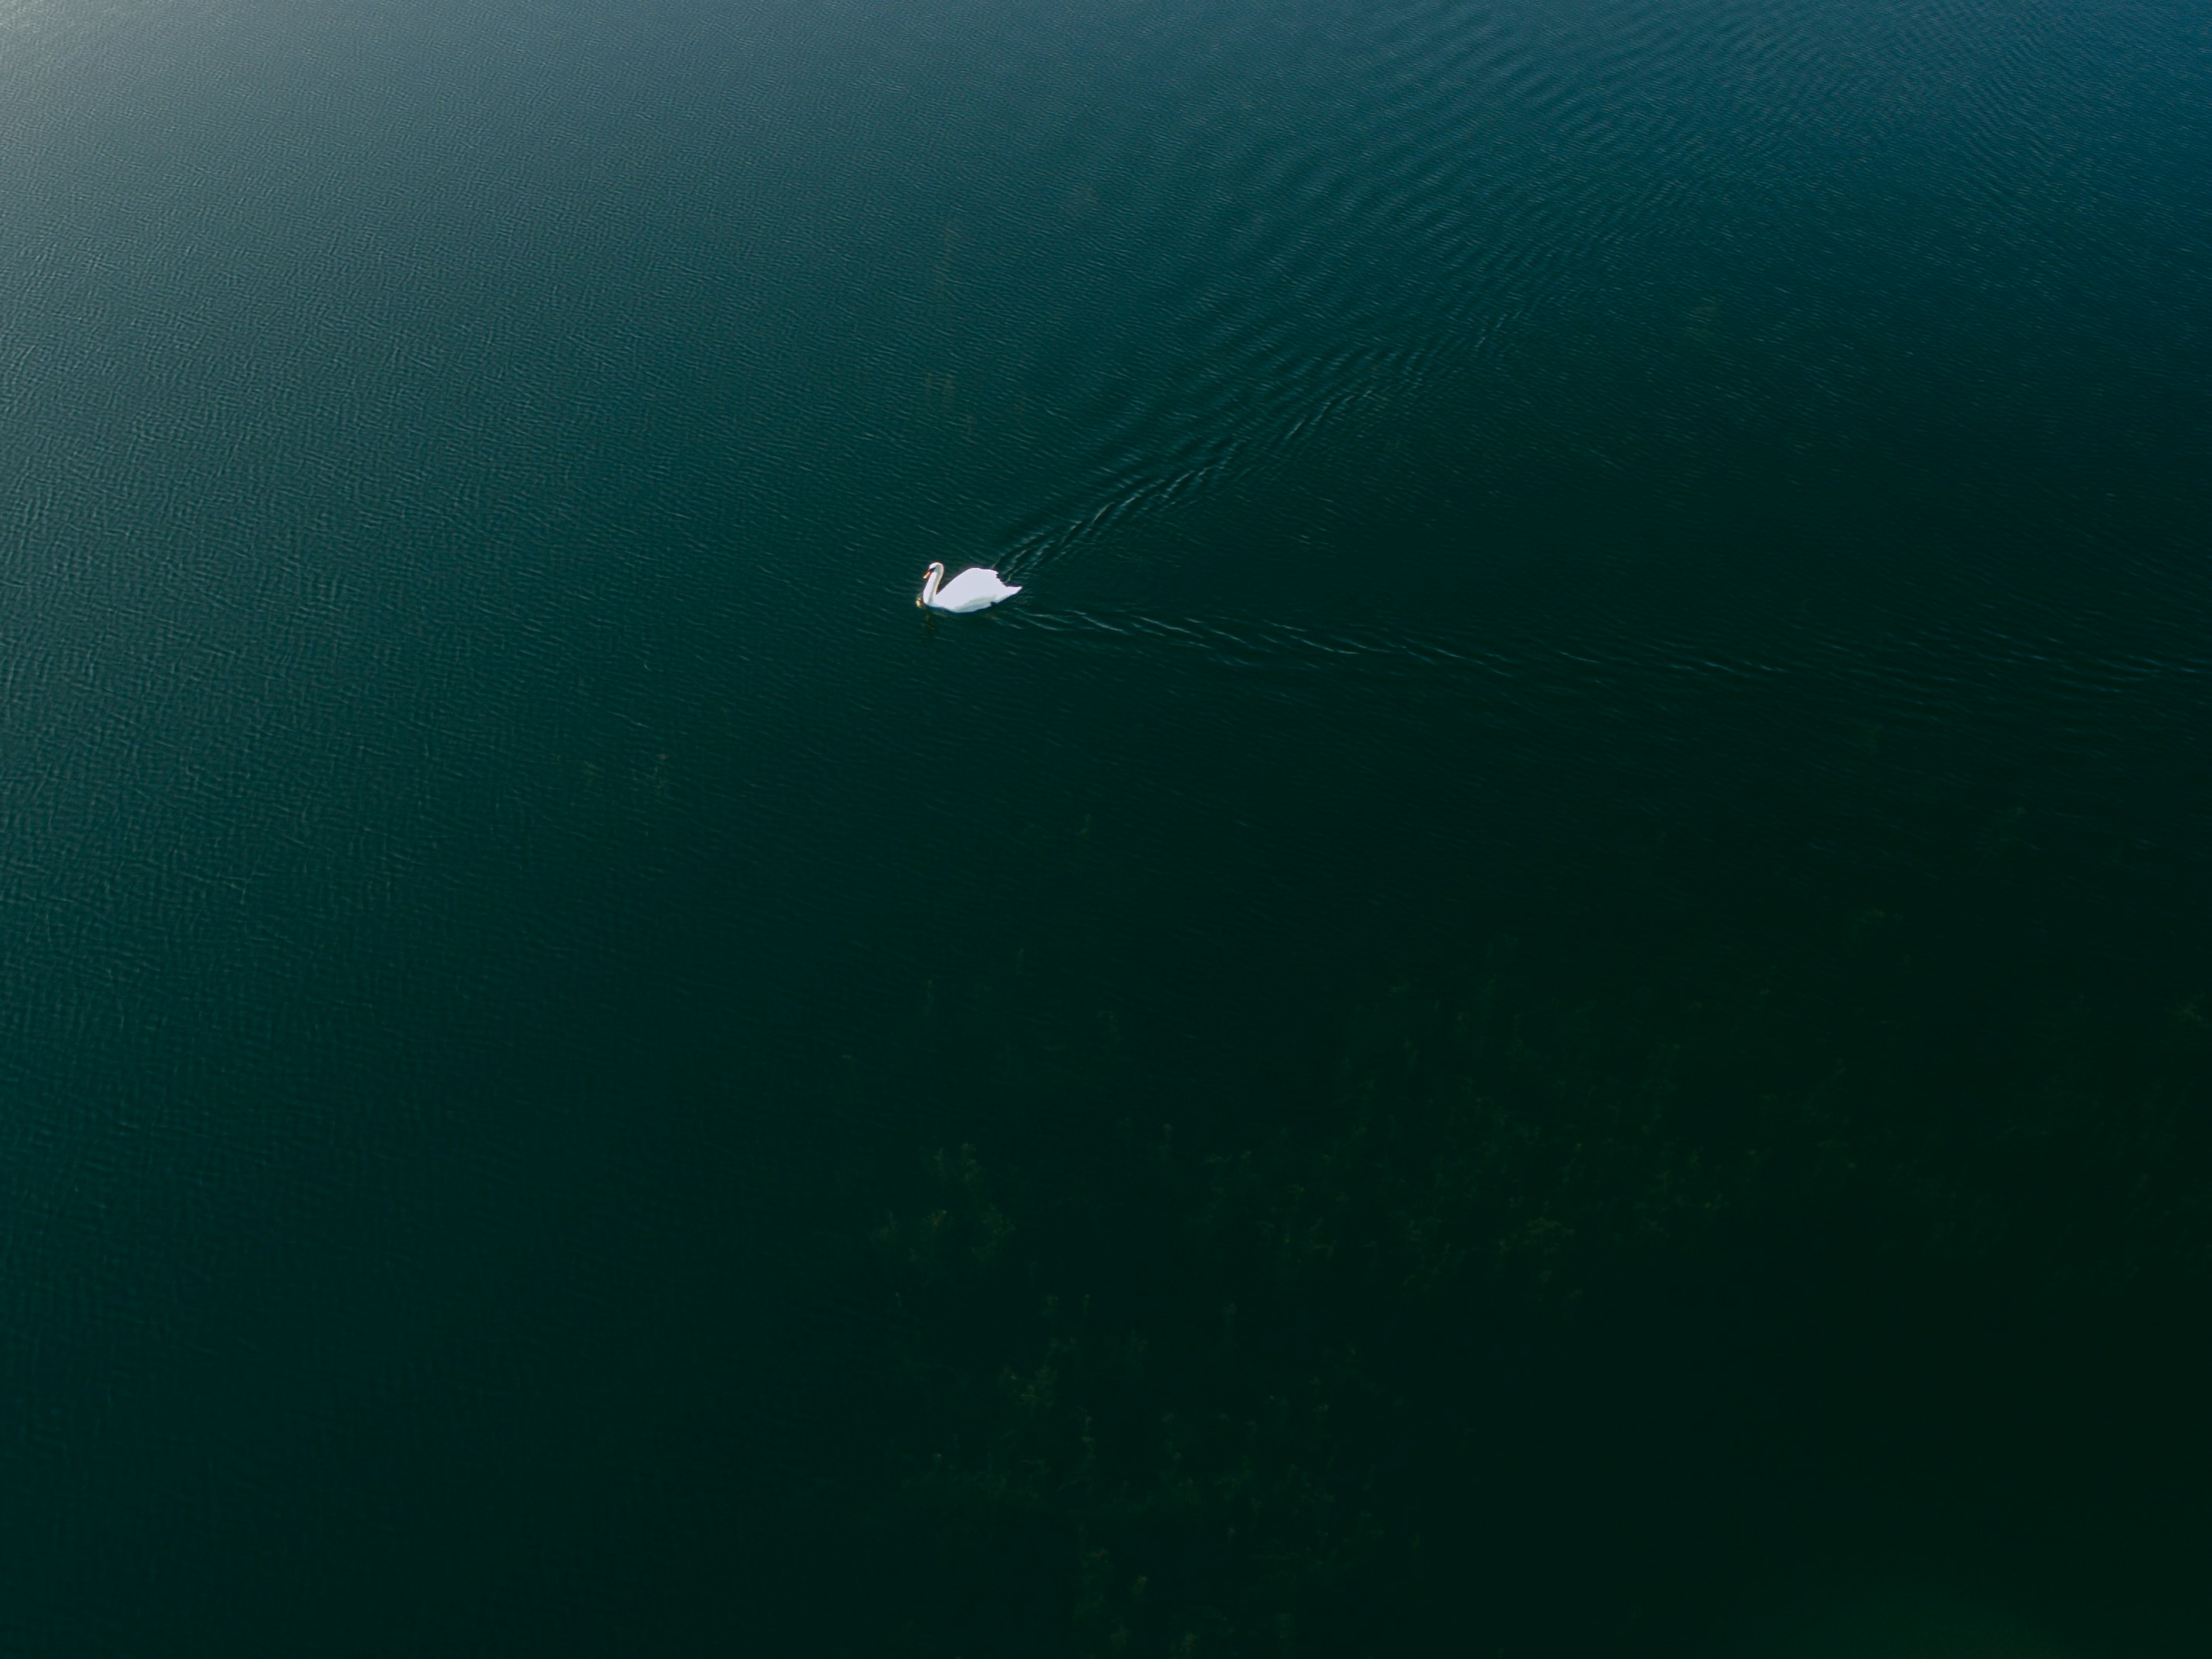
[1,0,2207,1651]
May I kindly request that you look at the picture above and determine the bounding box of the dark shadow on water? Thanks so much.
[810,906,2212,1659]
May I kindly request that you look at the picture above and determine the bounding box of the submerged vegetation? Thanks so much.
[836,924,2212,1657]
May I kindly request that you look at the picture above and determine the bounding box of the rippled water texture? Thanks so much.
[0,0,2206,1650]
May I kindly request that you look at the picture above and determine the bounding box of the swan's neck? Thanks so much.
[920,566,942,606]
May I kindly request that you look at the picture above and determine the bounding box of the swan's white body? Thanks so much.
[917,562,1021,613]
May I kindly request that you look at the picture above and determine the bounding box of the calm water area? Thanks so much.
[2,0,2207,1651]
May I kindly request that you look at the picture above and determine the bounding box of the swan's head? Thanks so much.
[917,562,945,607]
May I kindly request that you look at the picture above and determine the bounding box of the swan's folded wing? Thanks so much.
[936,568,1020,610]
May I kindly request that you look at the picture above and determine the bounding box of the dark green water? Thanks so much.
[2,0,2207,1651]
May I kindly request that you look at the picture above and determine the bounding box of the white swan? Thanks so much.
[917,562,1022,613]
